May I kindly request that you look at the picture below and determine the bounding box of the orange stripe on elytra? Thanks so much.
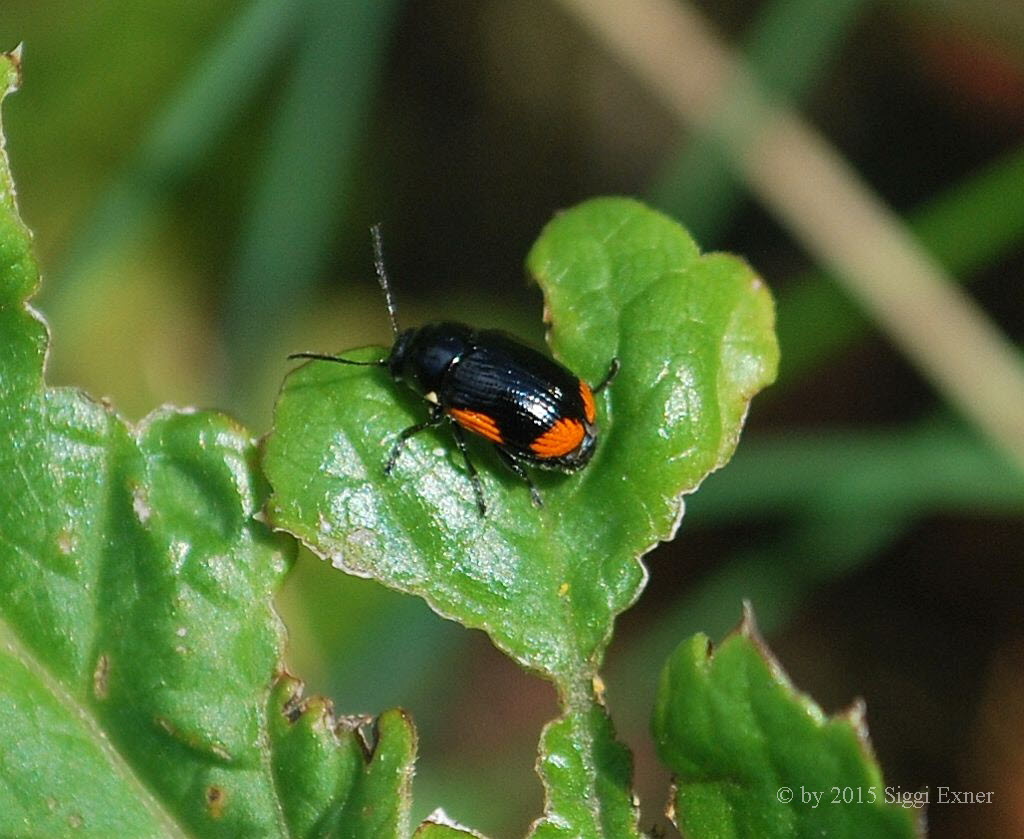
[579,380,596,424]
[449,408,504,444]
[530,417,586,458]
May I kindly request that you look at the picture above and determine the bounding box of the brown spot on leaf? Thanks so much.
[92,654,109,700]
[206,785,227,820]
[282,692,305,724]
[56,527,76,555]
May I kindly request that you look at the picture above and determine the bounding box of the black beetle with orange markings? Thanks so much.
[289,225,619,515]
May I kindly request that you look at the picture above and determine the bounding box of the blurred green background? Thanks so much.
[2,1,1023,836]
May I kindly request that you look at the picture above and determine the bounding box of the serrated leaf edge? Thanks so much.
[669,601,927,838]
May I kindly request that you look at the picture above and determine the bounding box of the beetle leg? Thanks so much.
[449,423,487,516]
[594,357,621,393]
[495,448,543,508]
[385,405,445,475]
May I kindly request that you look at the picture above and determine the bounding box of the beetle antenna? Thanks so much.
[370,223,401,339]
[288,352,385,367]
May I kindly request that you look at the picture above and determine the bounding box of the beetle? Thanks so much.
[289,225,618,515]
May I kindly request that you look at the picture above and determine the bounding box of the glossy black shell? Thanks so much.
[387,322,596,471]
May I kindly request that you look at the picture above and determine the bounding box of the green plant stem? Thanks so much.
[533,675,640,838]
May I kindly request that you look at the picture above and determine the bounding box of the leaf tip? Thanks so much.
[728,600,792,687]
[3,45,23,94]
[837,696,870,741]
[736,598,760,640]
[833,696,896,790]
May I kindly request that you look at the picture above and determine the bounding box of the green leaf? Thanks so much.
[653,605,922,838]
[0,51,413,837]
[268,678,416,838]
[266,196,778,681]
[266,196,778,833]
